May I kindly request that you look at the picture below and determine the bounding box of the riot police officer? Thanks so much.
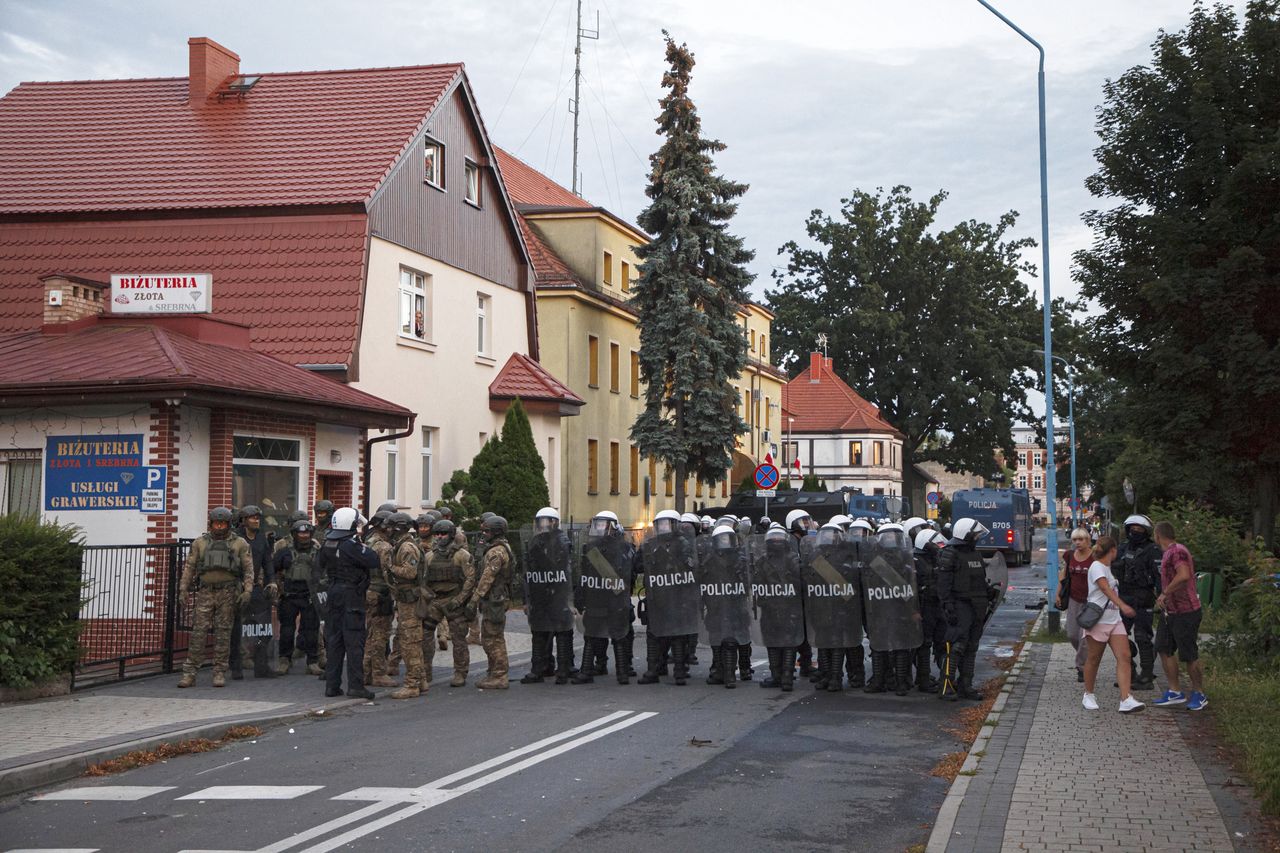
[752,524,804,691]
[913,528,947,692]
[318,507,378,699]
[471,515,514,689]
[523,507,577,684]
[936,518,992,701]
[177,508,254,688]
[233,505,277,680]
[637,510,699,686]
[273,519,323,676]
[1115,514,1161,690]
[574,510,637,684]
[786,509,818,678]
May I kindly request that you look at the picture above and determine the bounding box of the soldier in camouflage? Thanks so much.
[416,511,449,656]
[362,510,398,688]
[386,512,429,700]
[177,507,255,688]
[471,515,513,689]
[421,519,476,687]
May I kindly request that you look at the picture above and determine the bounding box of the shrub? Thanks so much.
[1148,497,1254,587]
[1203,552,1280,672]
[0,515,84,687]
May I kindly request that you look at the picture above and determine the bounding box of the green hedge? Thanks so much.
[0,515,84,688]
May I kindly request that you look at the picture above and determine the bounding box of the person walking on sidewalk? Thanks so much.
[1056,528,1094,682]
[1081,536,1145,714]
[1152,521,1208,711]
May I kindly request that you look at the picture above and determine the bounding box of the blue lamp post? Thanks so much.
[1038,349,1077,528]
[976,0,1060,628]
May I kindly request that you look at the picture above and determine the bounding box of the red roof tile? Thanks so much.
[0,216,367,365]
[516,215,582,288]
[0,317,411,426]
[493,147,592,209]
[489,352,584,406]
[782,353,902,436]
[0,64,462,214]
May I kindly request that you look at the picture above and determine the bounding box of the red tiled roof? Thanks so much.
[489,352,584,406]
[782,353,902,436]
[0,317,411,427]
[516,215,582,288]
[0,64,462,213]
[493,147,591,209]
[0,215,367,365]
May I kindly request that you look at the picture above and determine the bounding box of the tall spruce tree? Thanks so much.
[488,399,550,529]
[467,435,502,508]
[630,33,753,511]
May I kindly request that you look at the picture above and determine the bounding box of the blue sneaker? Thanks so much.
[1154,690,1187,707]
[1187,692,1208,711]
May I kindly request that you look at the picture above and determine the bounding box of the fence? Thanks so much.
[74,541,192,689]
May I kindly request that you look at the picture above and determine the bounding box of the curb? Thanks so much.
[0,696,363,801]
[925,609,1046,853]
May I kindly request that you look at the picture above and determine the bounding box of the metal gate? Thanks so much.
[73,541,192,689]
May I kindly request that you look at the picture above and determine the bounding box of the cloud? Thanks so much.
[2,32,64,63]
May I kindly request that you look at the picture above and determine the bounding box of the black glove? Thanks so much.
[942,600,958,626]
[464,598,478,621]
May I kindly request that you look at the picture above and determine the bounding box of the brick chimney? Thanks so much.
[809,351,823,383]
[188,37,239,105]
[42,274,106,324]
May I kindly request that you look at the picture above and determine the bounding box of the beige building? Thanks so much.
[495,148,787,527]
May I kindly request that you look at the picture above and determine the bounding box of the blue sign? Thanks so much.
[754,464,779,490]
[926,491,942,506]
[45,434,147,511]
[140,466,167,514]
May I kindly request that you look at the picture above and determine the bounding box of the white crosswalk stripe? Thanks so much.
[177,786,323,800]
[31,786,175,802]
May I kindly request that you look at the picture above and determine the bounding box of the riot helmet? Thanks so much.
[1123,514,1153,545]
[876,522,909,550]
[711,524,738,551]
[952,518,989,544]
[902,516,928,542]
[589,510,619,537]
[848,518,875,540]
[652,509,681,536]
[313,499,335,527]
[764,524,789,547]
[208,506,234,539]
[535,506,561,533]
[785,509,812,535]
[329,507,359,538]
[829,514,853,530]
[700,515,714,533]
[914,528,946,552]
[679,512,701,538]
[816,522,844,547]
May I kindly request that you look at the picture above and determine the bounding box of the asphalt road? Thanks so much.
[0,560,1047,853]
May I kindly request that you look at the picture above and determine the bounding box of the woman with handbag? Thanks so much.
[1079,536,1146,714]
[1056,529,1094,682]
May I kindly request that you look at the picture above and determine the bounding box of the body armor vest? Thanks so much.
[198,535,240,583]
[425,545,464,586]
[288,545,316,583]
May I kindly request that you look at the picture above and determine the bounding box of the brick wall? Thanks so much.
[208,410,317,514]
[316,469,353,507]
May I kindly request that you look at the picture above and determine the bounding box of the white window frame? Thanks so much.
[0,449,42,516]
[420,427,434,503]
[424,139,444,189]
[386,444,399,502]
[476,292,491,356]
[1033,451,1043,468]
[1033,473,1043,490]
[232,434,303,519]
[399,267,431,344]
[464,159,480,207]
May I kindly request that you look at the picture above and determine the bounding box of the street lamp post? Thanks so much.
[1037,350,1077,529]
[977,0,1060,630]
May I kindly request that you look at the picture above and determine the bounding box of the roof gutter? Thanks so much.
[363,413,416,518]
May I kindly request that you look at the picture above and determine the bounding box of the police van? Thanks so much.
[951,488,1033,565]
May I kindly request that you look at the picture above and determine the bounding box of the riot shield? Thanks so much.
[801,537,863,648]
[243,586,277,675]
[983,551,1009,627]
[580,534,634,640]
[523,530,575,633]
[862,538,924,651]
[749,535,805,648]
[641,534,701,637]
[698,541,753,646]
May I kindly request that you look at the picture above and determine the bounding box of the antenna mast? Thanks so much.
[571,0,599,196]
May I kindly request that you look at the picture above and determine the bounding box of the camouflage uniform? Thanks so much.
[388,532,428,699]
[461,527,482,645]
[363,528,396,688]
[423,541,475,687]
[475,533,513,689]
[179,533,254,686]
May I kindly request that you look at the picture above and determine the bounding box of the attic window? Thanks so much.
[227,75,261,91]
[425,141,444,189]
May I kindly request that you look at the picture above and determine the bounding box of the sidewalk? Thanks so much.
[929,631,1266,853]
[0,627,534,799]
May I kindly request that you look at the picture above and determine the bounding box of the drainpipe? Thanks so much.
[363,414,417,517]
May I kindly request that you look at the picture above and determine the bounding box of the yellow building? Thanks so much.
[495,148,786,527]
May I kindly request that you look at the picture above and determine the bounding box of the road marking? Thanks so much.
[177,786,323,800]
[7,849,100,852]
[32,786,174,802]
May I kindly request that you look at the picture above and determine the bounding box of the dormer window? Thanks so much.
[464,159,480,207]
[425,140,444,189]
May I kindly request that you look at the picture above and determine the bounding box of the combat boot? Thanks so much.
[760,647,782,688]
[639,635,663,684]
[780,648,796,692]
[720,644,737,689]
[938,642,960,701]
[177,672,195,688]
[738,643,754,682]
[846,646,866,688]
[212,671,226,688]
[306,662,323,676]
[612,638,631,685]
[894,650,914,696]
[957,649,983,700]
[864,650,889,694]
[813,649,831,690]
[371,674,398,688]
[705,650,724,685]
[672,638,689,686]
[572,639,597,684]
[275,657,292,676]
[476,674,508,689]
[450,670,467,688]
[624,632,638,677]
[830,649,847,692]
[685,636,699,666]
[916,645,938,693]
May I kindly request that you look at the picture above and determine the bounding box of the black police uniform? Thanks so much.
[1115,531,1162,688]
[274,543,320,664]
[936,538,989,700]
[914,543,945,692]
[318,530,380,696]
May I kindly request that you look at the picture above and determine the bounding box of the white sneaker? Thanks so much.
[1082,693,1099,710]
[1119,696,1146,714]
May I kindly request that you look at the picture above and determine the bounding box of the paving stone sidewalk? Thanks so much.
[943,641,1238,853]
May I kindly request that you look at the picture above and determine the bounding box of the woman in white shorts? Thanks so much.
[1082,536,1145,714]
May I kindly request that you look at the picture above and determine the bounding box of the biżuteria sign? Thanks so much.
[44,435,162,512]
[110,273,211,314]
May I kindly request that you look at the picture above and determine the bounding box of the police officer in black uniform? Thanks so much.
[936,518,991,701]
[273,519,322,675]
[1114,514,1162,690]
[913,528,947,692]
[318,507,378,699]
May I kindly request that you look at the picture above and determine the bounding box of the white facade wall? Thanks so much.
[794,432,904,496]
[357,237,557,510]
[176,405,211,540]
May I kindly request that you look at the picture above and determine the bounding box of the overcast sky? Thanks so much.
[0,0,1236,318]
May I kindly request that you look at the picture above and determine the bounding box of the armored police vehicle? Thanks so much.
[951,488,1033,565]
